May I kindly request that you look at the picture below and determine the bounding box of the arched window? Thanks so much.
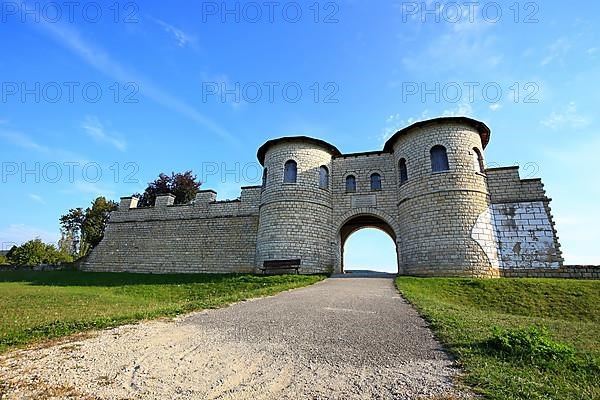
[473,148,485,173]
[398,158,408,184]
[261,168,268,189]
[345,175,356,192]
[319,166,329,189]
[430,145,449,172]
[283,160,297,183]
[370,173,382,191]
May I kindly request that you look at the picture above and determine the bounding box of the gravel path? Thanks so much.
[0,276,471,399]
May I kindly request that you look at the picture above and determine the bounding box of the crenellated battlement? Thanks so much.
[486,166,548,203]
[113,186,262,223]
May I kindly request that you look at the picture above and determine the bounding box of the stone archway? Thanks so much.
[334,209,402,274]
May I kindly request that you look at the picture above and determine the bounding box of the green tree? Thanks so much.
[134,171,201,207]
[59,197,118,256]
[58,231,75,255]
[7,239,72,266]
[59,208,84,253]
[5,245,17,260]
[83,197,118,248]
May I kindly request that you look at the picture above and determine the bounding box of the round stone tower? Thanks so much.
[256,137,341,274]
[384,117,499,277]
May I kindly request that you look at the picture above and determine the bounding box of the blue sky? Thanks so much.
[0,1,598,270]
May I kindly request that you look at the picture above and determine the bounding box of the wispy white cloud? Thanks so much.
[378,110,430,144]
[441,101,474,117]
[0,128,89,164]
[57,181,117,198]
[489,103,502,112]
[540,38,571,66]
[29,194,46,205]
[29,10,236,144]
[401,3,502,73]
[540,102,590,130]
[81,116,127,152]
[70,181,116,198]
[148,16,195,48]
[378,102,476,145]
[200,72,246,110]
[0,129,49,152]
[0,224,60,249]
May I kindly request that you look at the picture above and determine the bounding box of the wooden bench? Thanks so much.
[260,259,301,274]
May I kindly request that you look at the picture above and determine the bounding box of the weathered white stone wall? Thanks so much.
[486,167,563,269]
[492,201,561,269]
[471,207,500,269]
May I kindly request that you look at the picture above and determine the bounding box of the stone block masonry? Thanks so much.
[486,167,563,271]
[501,265,600,279]
[80,188,261,274]
[82,117,573,278]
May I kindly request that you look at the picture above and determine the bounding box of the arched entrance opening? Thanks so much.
[338,214,399,274]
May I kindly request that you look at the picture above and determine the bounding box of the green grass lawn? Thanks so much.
[0,270,325,353]
[395,277,600,400]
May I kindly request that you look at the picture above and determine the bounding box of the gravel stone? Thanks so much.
[0,277,473,399]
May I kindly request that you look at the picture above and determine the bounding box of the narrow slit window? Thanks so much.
[399,158,408,184]
[262,168,268,189]
[473,148,485,173]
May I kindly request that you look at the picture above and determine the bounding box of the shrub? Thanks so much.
[487,326,575,365]
[7,239,73,266]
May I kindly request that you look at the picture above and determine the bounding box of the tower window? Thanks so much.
[283,160,297,183]
[319,166,329,189]
[473,148,485,173]
[399,158,408,184]
[262,168,268,189]
[430,145,450,172]
[370,173,382,191]
[345,175,356,192]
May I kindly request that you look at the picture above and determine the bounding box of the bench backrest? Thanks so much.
[263,259,301,268]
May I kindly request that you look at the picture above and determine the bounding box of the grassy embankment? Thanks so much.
[0,270,325,353]
[395,277,600,400]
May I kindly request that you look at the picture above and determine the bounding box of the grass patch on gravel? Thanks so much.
[395,277,600,400]
[0,270,325,353]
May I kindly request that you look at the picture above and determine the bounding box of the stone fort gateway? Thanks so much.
[82,117,565,278]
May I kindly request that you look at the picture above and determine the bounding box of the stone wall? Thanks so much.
[471,207,501,270]
[331,151,400,273]
[256,140,335,274]
[81,117,571,278]
[500,265,600,279]
[486,167,563,270]
[391,123,498,277]
[80,187,261,274]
